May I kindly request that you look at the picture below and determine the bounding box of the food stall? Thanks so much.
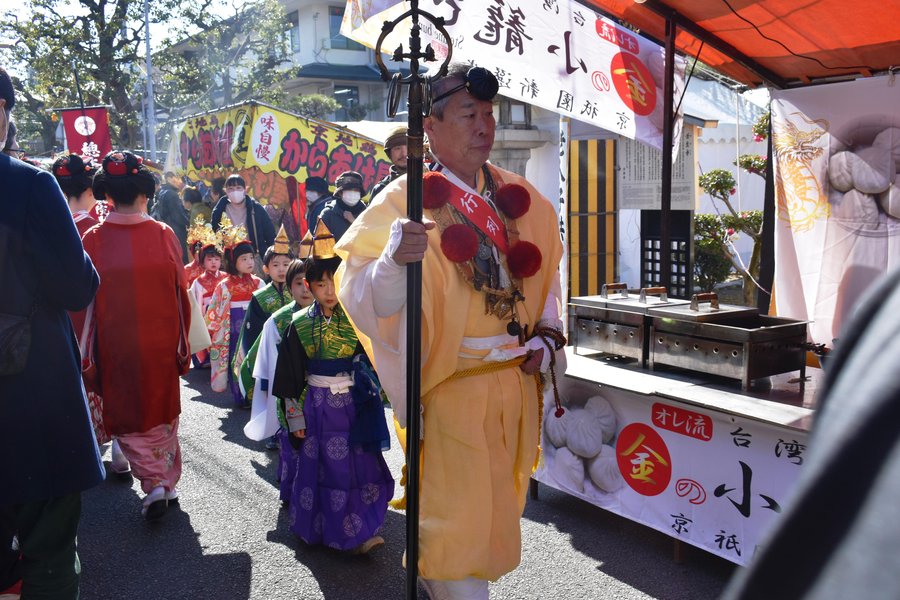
[531,0,898,567]
[533,293,815,565]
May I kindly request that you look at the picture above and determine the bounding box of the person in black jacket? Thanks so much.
[316,171,367,242]
[0,65,104,600]
[151,171,189,262]
[303,175,331,235]
[210,173,276,274]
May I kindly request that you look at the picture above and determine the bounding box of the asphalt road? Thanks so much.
[77,368,735,600]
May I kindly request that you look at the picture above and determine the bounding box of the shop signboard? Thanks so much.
[534,385,807,565]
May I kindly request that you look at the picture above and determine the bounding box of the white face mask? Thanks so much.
[341,190,361,206]
[227,189,246,204]
[306,191,320,202]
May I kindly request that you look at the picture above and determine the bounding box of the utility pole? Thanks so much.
[143,0,157,161]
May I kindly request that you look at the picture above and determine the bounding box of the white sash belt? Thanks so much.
[459,333,528,362]
[308,373,353,394]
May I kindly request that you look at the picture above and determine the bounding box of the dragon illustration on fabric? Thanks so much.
[773,113,831,232]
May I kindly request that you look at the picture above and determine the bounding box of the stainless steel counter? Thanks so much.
[563,346,818,433]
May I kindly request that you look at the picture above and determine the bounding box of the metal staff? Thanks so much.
[373,3,452,599]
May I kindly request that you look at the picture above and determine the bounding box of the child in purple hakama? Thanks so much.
[272,248,393,554]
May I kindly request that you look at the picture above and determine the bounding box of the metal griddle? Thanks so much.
[647,293,808,390]
[570,284,690,367]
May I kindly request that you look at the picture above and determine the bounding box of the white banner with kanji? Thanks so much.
[533,384,807,565]
[770,76,900,347]
[342,0,684,150]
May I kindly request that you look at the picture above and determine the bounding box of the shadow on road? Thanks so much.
[265,508,411,599]
[79,473,253,600]
[522,483,735,600]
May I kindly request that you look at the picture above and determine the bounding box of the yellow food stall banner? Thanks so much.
[166,101,391,193]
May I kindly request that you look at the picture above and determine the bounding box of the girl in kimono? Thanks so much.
[51,154,108,447]
[206,218,264,403]
[189,240,227,368]
[272,236,394,555]
[81,151,191,520]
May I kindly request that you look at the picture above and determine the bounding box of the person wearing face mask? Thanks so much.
[211,173,276,267]
[303,175,332,236]
[316,170,367,242]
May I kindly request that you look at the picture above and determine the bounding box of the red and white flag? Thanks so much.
[60,106,112,163]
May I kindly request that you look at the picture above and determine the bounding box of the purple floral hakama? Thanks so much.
[286,384,393,550]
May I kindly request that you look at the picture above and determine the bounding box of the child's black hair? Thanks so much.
[285,259,307,288]
[200,245,222,261]
[304,256,342,283]
[100,151,156,207]
[224,242,255,276]
[182,186,203,205]
[262,244,295,266]
[52,154,95,199]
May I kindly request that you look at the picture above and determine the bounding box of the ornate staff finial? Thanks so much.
[373,0,453,120]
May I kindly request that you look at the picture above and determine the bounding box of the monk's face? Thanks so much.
[425,92,495,184]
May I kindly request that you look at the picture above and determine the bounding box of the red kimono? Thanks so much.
[82,212,191,435]
[68,211,99,339]
[184,261,204,286]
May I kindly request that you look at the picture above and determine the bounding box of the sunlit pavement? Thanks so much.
[77,368,734,600]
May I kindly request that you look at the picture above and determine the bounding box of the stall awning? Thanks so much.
[584,0,900,88]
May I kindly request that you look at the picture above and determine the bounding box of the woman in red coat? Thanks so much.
[82,151,191,521]
[51,154,109,448]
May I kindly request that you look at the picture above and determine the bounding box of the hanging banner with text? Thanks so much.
[342,0,684,150]
[165,102,392,231]
[770,76,900,347]
[533,384,807,565]
[60,107,113,163]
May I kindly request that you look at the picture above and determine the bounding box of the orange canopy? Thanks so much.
[584,0,900,88]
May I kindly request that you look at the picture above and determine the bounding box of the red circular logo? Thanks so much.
[610,52,657,116]
[616,423,672,496]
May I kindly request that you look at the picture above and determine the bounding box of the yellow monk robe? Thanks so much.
[334,164,563,581]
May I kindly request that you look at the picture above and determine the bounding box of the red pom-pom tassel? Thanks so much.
[423,171,452,209]
[440,224,478,263]
[495,184,531,219]
[506,241,542,278]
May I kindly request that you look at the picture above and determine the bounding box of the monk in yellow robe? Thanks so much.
[335,63,564,600]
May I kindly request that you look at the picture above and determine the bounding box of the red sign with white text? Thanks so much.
[651,402,713,441]
[60,107,112,164]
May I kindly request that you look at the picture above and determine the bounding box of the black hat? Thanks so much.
[335,171,364,193]
[306,176,329,194]
[433,66,499,105]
